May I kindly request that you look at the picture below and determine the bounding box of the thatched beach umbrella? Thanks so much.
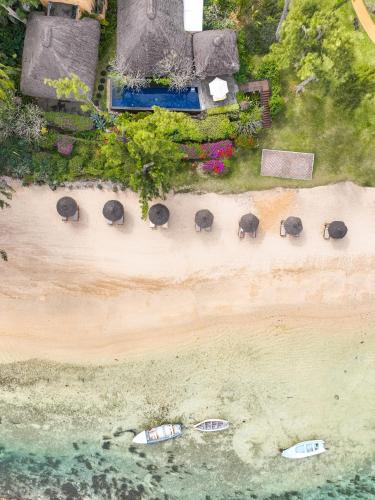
[195,209,214,230]
[328,221,347,239]
[239,213,259,234]
[56,196,78,218]
[103,200,124,223]
[149,203,170,226]
[284,216,303,236]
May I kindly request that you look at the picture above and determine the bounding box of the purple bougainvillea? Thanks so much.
[182,140,234,160]
[202,159,226,175]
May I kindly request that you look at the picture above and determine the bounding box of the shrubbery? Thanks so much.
[188,115,236,142]
[207,103,240,115]
[45,112,94,132]
[255,60,284,117]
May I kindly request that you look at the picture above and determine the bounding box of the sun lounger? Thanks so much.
[323,223,330,240]
[204,226,212,232]
[280,220,286,237]
[149,221,156,229]
[238,226,245,239]
[161,222,169,229]
[62,208,79,222]
[195,224,201,232]
[250,229,257,238]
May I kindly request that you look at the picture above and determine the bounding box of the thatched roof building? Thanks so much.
[284,216,303,236]
[149,204,170,226]
[193,29,240,78]
[103,200,124,222]
[117,0,193,77]
[56,196,78,218]
[195,209,214,229]
[328,221,347,239]
[239,213,259,233]
[21,13,100,100]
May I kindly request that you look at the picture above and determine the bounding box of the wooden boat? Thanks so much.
[281,440,326,459]
[132,424,182,444]
[193,419,229,432]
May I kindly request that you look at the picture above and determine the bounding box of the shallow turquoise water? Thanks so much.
[0,438,374,499]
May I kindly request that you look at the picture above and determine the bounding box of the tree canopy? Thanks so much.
[102,107,195,217]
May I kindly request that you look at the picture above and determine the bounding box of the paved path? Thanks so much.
[352,0,375,44]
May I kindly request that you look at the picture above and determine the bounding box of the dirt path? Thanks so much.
[352,0,375,44]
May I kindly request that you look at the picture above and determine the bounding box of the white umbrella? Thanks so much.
[209,77,228,102]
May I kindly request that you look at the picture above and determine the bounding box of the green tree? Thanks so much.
[0,179,12,261]
[44,73,102,114]
[0,0,39,23]
[116,107,197,217]
[0,63,15,101]
[271,0,355,91]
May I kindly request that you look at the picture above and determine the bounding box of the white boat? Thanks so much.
[193,419,229,432]
[282,440,326,459]
[132,424,182,444]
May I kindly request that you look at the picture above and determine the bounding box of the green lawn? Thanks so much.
[173,2,375,194]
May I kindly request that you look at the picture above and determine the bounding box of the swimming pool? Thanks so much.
[110,82,201,112]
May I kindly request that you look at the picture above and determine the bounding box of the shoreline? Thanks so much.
[1,181,375,362]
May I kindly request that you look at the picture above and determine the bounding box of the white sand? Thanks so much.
[0,181,375,362]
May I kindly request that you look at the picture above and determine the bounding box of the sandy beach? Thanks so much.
[1,181,375,363]
[0,181,375,498]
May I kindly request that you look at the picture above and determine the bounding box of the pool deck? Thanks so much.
[197,75,239,111]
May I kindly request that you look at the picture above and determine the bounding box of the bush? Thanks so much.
[45,112,94,132]
[255,60,284,117]
[207,103,240,115]
[181,140,234,160]
[31,152,71,183]
[188,116,236,142]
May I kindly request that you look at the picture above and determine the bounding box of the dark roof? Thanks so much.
[328,221,347,239]
[195,209,214,229]
[117,0,193,77]
[239,213,259,233]
[103,200,124,222]
[21,12,100,100]
[149,203,170,225]
[56,196,78,217]
[193,29,240,78]
[284,216,303,236]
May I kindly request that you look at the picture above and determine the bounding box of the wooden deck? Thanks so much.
[239,79,272,128]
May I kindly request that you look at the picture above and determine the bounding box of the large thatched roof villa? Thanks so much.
[21,12,100,111]
[117,0,193,77]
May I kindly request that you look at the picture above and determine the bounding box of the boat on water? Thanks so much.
[132,424,183,444]
[193,419,230,432]
[281,440,326,459]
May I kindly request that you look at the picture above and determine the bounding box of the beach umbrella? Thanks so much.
[102,200,124,222]
[239,213,259,233]
[149,203,170,226]
[195,209,214,229]
[284,216,303,236]
[209,77,229,102]
[328,220,347,239]
[56,196,78,218]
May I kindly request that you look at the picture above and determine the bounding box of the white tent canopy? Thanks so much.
[184,0,203,32]
[209,77,229,102]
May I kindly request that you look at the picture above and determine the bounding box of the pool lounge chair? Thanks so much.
[323,223,330,240]
[280,220,286,237]
[238,226,245,239]
[149,221,156,229]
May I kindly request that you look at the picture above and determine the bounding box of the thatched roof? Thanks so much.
[195,209,214,229]
[117,0,193,77]
[193,29,240,78]
[328,221,347,239]
[149,203,170,225]
[56,196,78,217]
[239,213,259,233]
[284,216,303,236]
[103,200,124,222]
[21,13,100,100]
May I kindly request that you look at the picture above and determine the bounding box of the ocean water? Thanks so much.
[0,316,374,499]
[0,439,374,499]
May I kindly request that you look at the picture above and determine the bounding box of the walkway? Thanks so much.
[239,79,272,128]
[352,0,375,44]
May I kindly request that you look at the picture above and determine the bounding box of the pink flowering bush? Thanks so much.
[57,137,74,156]
[201,159,226,175]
